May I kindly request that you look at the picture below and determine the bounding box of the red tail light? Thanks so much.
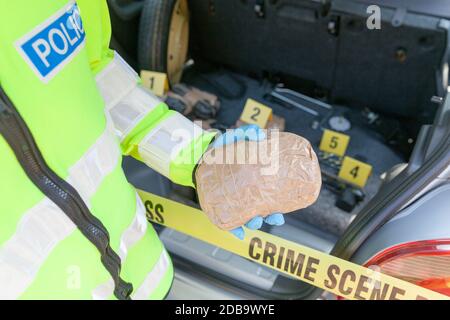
[364,239,450,296]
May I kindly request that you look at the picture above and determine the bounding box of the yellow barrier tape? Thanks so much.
[138,189,448,300]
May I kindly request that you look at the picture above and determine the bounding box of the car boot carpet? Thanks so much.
[182,67,404,236]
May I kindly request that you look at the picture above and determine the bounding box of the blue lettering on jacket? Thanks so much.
[16,1,85,83]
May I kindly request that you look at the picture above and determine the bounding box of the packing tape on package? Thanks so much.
[138,190,448,300]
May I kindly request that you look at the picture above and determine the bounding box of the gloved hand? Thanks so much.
[211,124,285,240]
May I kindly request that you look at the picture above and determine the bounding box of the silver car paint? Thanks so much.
[352,184,450,266]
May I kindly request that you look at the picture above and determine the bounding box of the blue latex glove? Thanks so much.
[212,124,285,240]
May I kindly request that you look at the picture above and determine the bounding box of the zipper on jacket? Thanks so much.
[0,87,133,300]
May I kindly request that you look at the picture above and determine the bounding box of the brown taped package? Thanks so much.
[267,115,286,131]
[195,131,322,230]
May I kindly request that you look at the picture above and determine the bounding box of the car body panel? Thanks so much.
[352,184,450,266]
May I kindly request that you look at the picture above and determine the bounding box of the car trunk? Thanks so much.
[111,0,450,299]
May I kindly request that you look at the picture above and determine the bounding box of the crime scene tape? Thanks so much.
[138,189,449,300]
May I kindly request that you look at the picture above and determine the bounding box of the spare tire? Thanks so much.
[138,0,189,85]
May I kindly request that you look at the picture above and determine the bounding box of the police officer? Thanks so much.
[0,0,284,299]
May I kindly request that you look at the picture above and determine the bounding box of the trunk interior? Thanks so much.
[111,0,450,299]
[123,65,407,299]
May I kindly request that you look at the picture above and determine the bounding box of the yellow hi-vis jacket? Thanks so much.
[0,0,215,299]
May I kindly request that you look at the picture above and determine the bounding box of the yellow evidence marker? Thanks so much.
[339,156,373,188]
[140,70,170,97]
[240,99,273,129]
[319,129,350,157]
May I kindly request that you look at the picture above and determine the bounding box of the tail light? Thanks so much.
[364,239,450,296]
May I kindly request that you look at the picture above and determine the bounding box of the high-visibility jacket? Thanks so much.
[0,0,215,299]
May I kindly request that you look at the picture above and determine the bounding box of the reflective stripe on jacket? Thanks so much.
[0,0,213,299]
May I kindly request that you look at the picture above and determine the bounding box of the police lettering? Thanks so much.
[17,2,86,81]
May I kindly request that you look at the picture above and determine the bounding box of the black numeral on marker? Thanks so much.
[251,107,261,121]
[149,77,155,89]
[329,136,339,149]
[350,166,359,179]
